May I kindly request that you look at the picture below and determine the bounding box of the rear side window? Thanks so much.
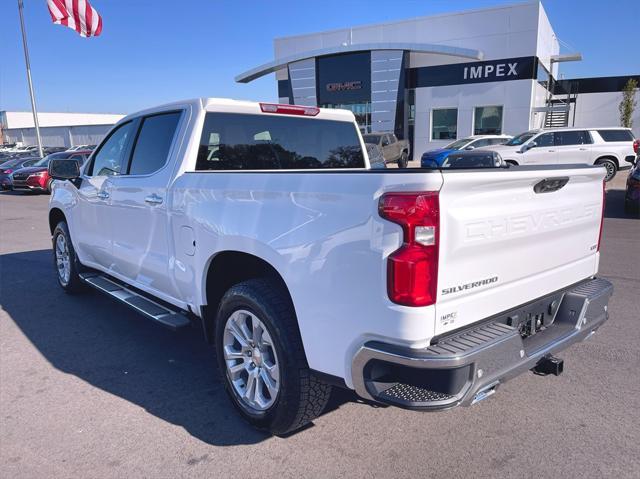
[128,111,182,175]
[555,130,592,146]
[196,113,364,170]
[597,129,634,142]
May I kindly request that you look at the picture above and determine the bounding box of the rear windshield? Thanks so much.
[362,134,382,144]
[442,152,500,168]
[196,113,365,170]
[597,129,634,142]
[444,138,472,150]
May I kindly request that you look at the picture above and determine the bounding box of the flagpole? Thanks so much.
[17,0,44,158]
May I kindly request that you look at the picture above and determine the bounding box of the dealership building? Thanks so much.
[0,111,124,148]
[236,1,639,160]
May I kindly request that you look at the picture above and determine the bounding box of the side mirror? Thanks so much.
[522,141,536,152]
[49,158,81,180]
[464,145,475,151]
[625,156,636,165]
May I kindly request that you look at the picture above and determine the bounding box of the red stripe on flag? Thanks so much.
[72,0,82,34]
[85,3,93,37]
[47,4,57,22]
[95,14,102,36]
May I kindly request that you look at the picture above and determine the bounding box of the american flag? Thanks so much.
[46,0,103,38]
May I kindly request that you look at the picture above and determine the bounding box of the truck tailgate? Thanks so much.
[435,165,604,336]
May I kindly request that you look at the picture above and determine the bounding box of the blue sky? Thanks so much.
[1,0,638,114]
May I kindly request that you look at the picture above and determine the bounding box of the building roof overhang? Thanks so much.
[235,42,484,83]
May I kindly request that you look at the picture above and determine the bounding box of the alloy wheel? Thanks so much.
[55,234,71,285]
[222,309,280,412]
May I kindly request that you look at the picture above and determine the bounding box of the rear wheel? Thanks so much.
[215,278,331,435]
[398,151,409,169]
[596,158,617,182]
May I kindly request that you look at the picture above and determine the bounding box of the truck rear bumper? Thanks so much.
[351,277,613,410]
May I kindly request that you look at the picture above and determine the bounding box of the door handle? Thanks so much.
[97,191,109,200]
[548,150,556,152]
[145,194,163,205]
[579,148,588,151]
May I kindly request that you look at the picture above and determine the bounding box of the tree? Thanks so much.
[619,78,638,128]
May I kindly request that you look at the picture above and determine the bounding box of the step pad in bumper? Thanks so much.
[352,277,613,410]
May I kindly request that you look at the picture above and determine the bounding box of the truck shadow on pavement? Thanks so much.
[0,249,367,446]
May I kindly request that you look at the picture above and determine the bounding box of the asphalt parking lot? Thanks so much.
[1,174,639,478]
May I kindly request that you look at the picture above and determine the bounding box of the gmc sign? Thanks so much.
[326,81,362,92]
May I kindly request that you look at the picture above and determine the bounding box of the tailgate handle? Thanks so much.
[533,177,569,194]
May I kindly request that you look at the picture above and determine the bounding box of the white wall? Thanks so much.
[536,2,560,73]
[2,111,124,129]
[5,124,113,147]
[572,91,640,137]
[275,2,544,64]
[414,79,535,158]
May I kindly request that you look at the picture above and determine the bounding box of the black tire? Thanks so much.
[596,158,617,182]
[506,160,518,167]
[398,151,409,169]
[214,278,331,435]
[52,221,86,293]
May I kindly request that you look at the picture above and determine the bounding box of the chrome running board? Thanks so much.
[79,272,191,330]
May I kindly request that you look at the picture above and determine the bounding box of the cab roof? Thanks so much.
[119,98,357,124]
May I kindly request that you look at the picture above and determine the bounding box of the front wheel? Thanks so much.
[215,278,331,435]
[52,221,86,293]
[398,151,409,168]
[596,159,617,182]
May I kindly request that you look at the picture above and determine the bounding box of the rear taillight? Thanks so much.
[598,180,605,252]
[379,192,439,307]
[259,103,320,116]
[633,139,639,154]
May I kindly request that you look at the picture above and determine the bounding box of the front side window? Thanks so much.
[89,121,135,176]
[555,130,592,146]
[534,132,554,147]
[196,113,364,170]
[128,111,181,175]
[432,108,458,140]
[474,106,503,135]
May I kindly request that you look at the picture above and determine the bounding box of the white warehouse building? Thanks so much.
[0,111,124,148]
[236,1,640,160]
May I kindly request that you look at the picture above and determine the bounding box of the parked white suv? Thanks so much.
[47,98,612,434]
[486,127,636,181]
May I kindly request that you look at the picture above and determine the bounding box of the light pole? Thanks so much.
[17,0,44,158]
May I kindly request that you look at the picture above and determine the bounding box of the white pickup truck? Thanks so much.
[48,98,613,434]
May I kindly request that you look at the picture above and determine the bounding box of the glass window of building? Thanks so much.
[474,106,503,135]
[431,108,458,140]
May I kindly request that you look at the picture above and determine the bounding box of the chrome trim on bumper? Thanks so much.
[352,278,613,409]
